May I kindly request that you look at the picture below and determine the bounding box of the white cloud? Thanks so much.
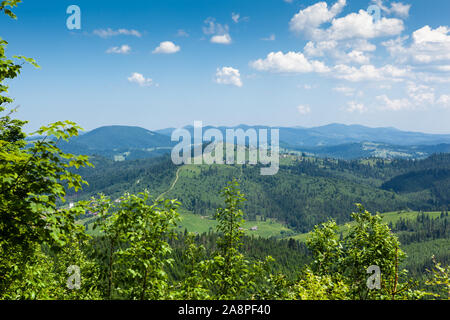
[346,101,367,113]
[304,39,375,65]
[437,95,450,108]
[297,105,311,115]
[250,51,330,73]
[384,26,450,65]
[93,28,142,38]
[334,86,356,96]
[211,34,232,44]
[289,0,346,37]
[351,39,377,52]
[436,65,450,72]
[127,73,154,87]
[333,64,409,82]
[377,94,411,111]
[290,1,403,42]
[372,82,447,111]
[106,44,131,54]
[215,67,243,87]
[203,18,221,35]
[203,18,228,35]
[390,2,411,18]
[153,41,180,54]
[346,50,370,64]
[203,18,232,44]
[325,10,404,41]
[413,25,450,44]
[407,82,435,105]
[304,40,338,57]
[372,0,411,18]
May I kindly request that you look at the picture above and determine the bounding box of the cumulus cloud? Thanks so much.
[346,50,370,64]
[249,52,408,82]
[334,86,356,96]
[324,10,404,41]
[304,40,338,57]
[332,64,409,82]
[390,2,411,18]
[93,28,142,38]
[215,67,243,87]
[211,34,232,44]
[289,0,346,37]
[290,1,403,75]
[152,41,180,54]
[372,0,411,18]
[436,65,450,72]
[127,73,154,87]
[437,94,450,108]
[346,101,367,113]
[250,51,330,73]
[304,39,375,65]
[407,82,435,105]
[290,0,403,42]
[203,17,232,44]
[377,94,411,111]
[297,105,311,115]
[373,81,445,112]
[413,25,450,44]
[384,26,450,65]
[106,44,131,54]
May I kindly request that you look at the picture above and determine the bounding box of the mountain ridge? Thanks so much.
[56,123,450,161]
[154,123,450,147]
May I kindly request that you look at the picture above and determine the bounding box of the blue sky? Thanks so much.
[2,0,450,133]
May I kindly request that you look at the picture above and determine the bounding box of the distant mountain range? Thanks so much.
[55,124,450,161]
[156,123,450,147]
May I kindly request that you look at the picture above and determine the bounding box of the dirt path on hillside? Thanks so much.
[156,166,182,201]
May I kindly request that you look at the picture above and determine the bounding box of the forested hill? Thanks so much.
[156,123,450,147]
[49,124,450,161]
[68,153,450,233]
[57,126,174,160]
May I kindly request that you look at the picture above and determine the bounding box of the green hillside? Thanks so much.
[68,153,450,233]
[289,210,445,242]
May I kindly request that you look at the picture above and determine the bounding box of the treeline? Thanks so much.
[391,212,449,245]
[167,231,311,282]
[388,212,450,280]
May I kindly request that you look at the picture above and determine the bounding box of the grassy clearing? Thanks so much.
[176,211,295,238]
[288,210,444,242]
[80,208,295,239]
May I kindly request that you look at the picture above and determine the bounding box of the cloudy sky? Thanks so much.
[2,0,450,133]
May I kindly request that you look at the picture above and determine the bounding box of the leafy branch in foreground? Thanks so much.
[206,179,274,300]
[305,204,429,300]
[89,192,180,300]
[426,255,450,300]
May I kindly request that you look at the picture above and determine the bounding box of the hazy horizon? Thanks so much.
[51,121,450,136]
